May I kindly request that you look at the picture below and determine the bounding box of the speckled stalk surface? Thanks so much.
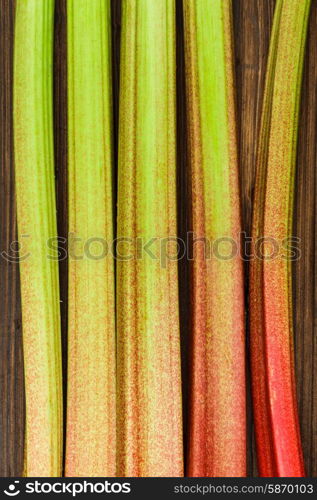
[183,0,246,477]
[250,0,311,477]
[116,0,183,477]
[13,0,62,477]
[249,0,283,477]
[65,0,116,477]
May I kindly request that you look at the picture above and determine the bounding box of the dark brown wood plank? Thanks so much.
[233,0,276,476]
[54,0,68,468]
[175,0,191,472]
[111,0,121,212]
[293,0,317,478]
[233,0,276,238]
[0,0,24,478]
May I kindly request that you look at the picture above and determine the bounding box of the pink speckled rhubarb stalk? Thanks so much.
[116,0,183,477]
[250,0,310,477]
[183,0,246,477]
[65,0,116,476]
[14,0,62,476]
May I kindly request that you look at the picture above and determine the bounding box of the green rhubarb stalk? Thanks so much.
[65,0,116,477]
[116,0,183,477]
[14,0,62,477]
[183,0,246,477]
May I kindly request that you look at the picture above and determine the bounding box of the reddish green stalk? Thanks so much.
[183,0,246,477]
[117,0,183,477]
[14,0,62,476]
[250,0,311,477]
[65,0,116,476]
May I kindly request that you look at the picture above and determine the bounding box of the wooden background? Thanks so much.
[1,0,317,477]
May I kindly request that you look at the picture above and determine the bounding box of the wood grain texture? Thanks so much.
[53,0,68,468]
[293,0,317,478]
[175,0,190,471]
[0,0,24,478]
[111,0,121,212]
[1,0,317,477]
[233,0,276,476]
[233,0,276,237]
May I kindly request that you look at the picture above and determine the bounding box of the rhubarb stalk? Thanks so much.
[117,0,183,477]
[65,0,116,476]
[14,0,62,476]
[250,0,311,477]
[183,0,246,477]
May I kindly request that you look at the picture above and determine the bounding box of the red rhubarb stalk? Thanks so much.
[250,0,311,477]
